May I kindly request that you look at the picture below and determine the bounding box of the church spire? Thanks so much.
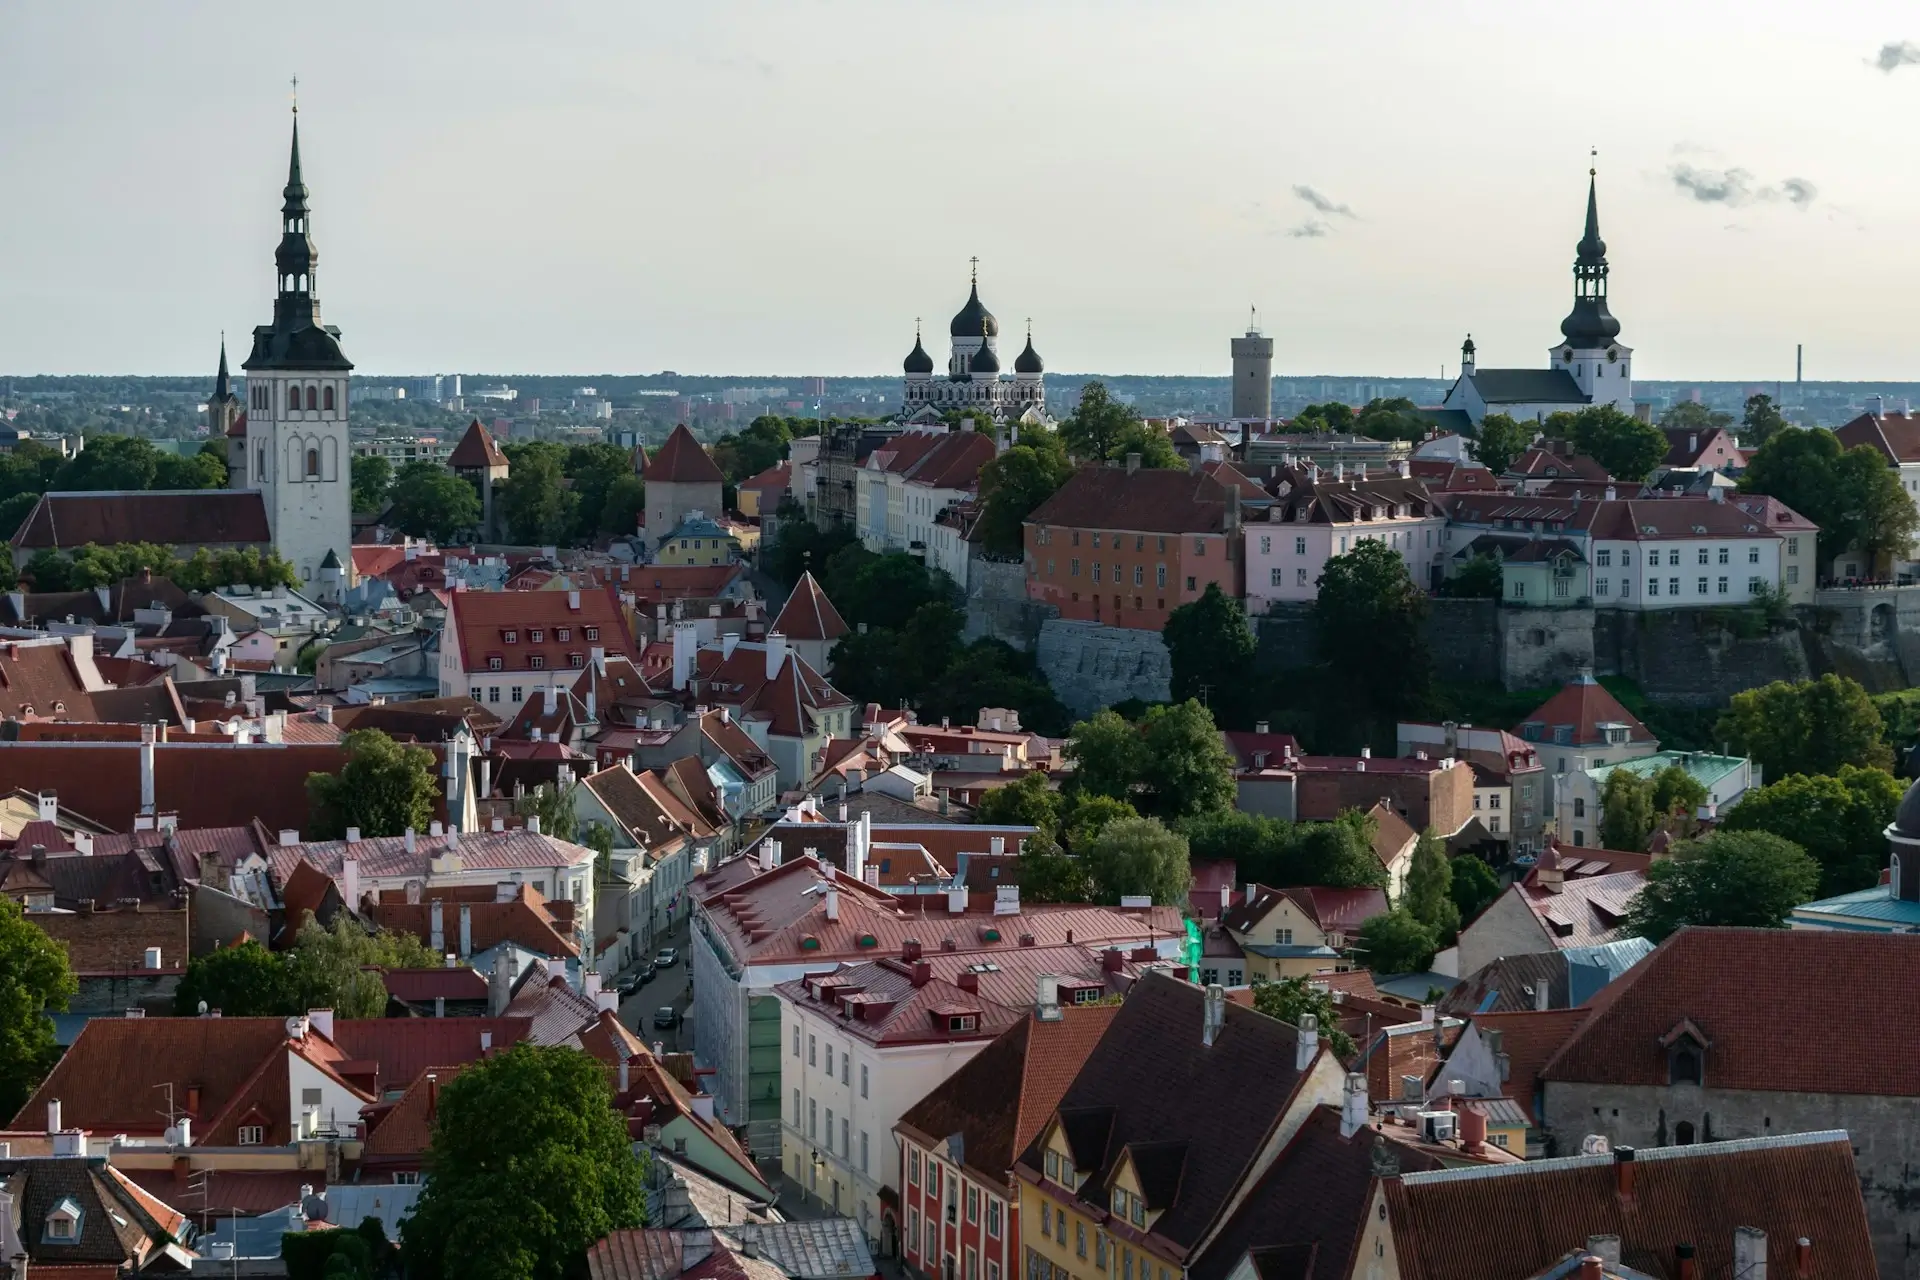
[215,334,231,399]
[1559,162,1621,349]
[273,99,320,330]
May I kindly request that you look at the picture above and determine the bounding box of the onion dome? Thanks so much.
[951,275,998,339]
[1896,776,1920,840]
[904,329,934,375]
[971,336,1000,375]
[1014,330,1044,375]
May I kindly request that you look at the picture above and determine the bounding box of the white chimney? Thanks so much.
[46,1100,60,1134]
[543,686,558,716]
[946,887,967,913]
[528,815,542,835]
[596,987,618,1014]
[404,827,418,854]
[765,631,788,680]
[1419,1004,1436,1028]
[175,1116,192,1148]
[1202,984,1226,1047]
[459,903,473,957]
[1341,1072,1369,1139]
[430,900,445,954]
[568,589,581,610]
[671,621,698,692]
[690,1093,715,1122]
[307,1008,334,1041]
[1295,1013,1319,1070]
[430,820,444,838]
[52,1129,84,1157]
[825,886,840,920]
[617,1057,631,1093]
[35,791,55,822]
[343,856,360,911]
[846,812,870,885]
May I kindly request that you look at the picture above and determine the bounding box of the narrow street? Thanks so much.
[617,915,695,1053]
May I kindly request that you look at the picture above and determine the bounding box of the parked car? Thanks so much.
[619,965,655,1000]
[653,1006,680,1029]
[654,948,679,968]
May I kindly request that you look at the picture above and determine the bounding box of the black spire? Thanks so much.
[1559,168,1621,349]
[214,334,233,401]
[244,101,351,374]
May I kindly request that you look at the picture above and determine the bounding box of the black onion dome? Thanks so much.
[904,334,934,375]
[1896,776,1920,839]
[971,338,1001,374]
[1014,334,1044,374]
[950,281,998,339]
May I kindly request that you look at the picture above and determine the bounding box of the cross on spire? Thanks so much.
[970,255,979,286]
[291,74,299,115]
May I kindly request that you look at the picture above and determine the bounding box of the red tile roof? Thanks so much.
[1503,869,1644,951]
[738,462,791,494]
[627,564,748,603]
[904,430,997,491]
[1660,426,1740,469]
[381,967,489,1004]
[1408,459,1498,492]
[1507,447,1611,483]
[1517,673,1653,748]
[361,1061,465,1160]
[369,883,581,958]
[896,1003,1120,1188]
[1027,465,1241,536]
[692,643,850,739]
[0,638,97,720]
[12,491,272,553]
[1277,886,1389,936]
[448,586,638,675]
[0,741,365,832]
[772,572,848,642]
[328,1016,531,1092]
[447,419,508,469]
[1544,927,1920,1096]
[1836,409,1920,464]
[1466,1008,1592,1122]
[1380,1130,1877,1280]
[643,426,725,485]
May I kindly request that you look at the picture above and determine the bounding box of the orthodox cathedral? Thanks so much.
[1440,171,1636,426]
[900,263,1048,423]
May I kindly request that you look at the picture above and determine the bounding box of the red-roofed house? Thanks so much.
[1396,722,1548,854]
[855,428,997,568]
[1836,404,1920,574]
[737,462,792,520]
[771,572,849,676]
[1514,670,1657,776]
[1220,882,1387,981]
[1454,846,1645,976]
[1661,424,1741,473]
[675,635,856,792]
[441,586,638,708]
[644,427,725,545]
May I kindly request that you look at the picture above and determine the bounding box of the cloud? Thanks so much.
[1668,164,1817,210]
[1286,220,1331,238]
[1291,185,1357,218]
[1874,41,1920,71]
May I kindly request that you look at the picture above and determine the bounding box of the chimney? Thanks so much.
[1534,981,1550,1011]
[139,723,157,818]
[459,904,473,958]
[1585,1237,1620,1269]
[405,827,417,854]
[1604,485,1616,502]
[528,815,541,835]
[341,855,360,912]
[430,900,445,954]
[690,1093,715,1122]
[46,1100,60,1134]
[1246,883,1257,905]
[1870,394,1886,418]
[1202,983,1226,1047]
[946,887,967,913]
[766,631,789,679]
[1794,1238,1812,1278]
[1418,1003,1435,1028]
[671,620,697,691]
[910,961,932,987]
[1126,452,1142,475]
[568,589,581,610]
[543,685,558,716]
[308,1008,334,1040]
[1614,1145,1636,1196]
[1577,1259,1603,1280]
[35,791,55,822]
[1676,1245,1697,1280]
[1734,1228,1768,1280]
[1460,1102,1488,1155]
[617,1056,631,1095]
[1295,1013,1319,1069]
[143,946,162,970]
[824,885,840,921]
[1341,1072,1368,1138]
[426,1073,439,1123]
[1036,973,1060,1019]
[597,986,618,1014]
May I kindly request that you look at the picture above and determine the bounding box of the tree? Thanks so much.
[975,439,1072,556]
[498,443,576,545]
[712,416,792,482]
[1083,816,1190,905]
[1470,413,1533,476]
[1648,764,1707,821]
[155,449,227,490]
[285,914,441,1018]
[1016,832,1094,903]
[0,491,38,540]
[1569,405,1668,481]
[1315,539,1430,729]
[283,1228,374,1280]
[597,475,646,536]
[351,455,393,515]
[400,1043,647,1280]
[1450,855,1501,925]
[1163,584,1256,707]
[829,551,953,632]
[763,520,857,588]
[1741,394,1787,447]
[1719,765,1903,898]
[307,730,440,840]
[1291,402,1354,434]
[1286,812,1389,889]
[1352,398,1429,443]
[1056,793,1139,854]
[1622,831,1819,942]
[917,637,1071,738]
[0,896,77,1118]
[1740,428,1918,570]
[1066,710,1146,803]
[52,433,158,491]
[387,462,481,543]
[1717,674,1894,782]
[1599,769,1656,850]
[972,770,1057,831]
[1250,977,1358,1058]
[1060,381,1138,462]
[1112,421,1182,470]
[1438,554,1503,599]
[1137,700,1238,820]
[514,781,580,843]
[174,938,294,1017]
[1659,401,1735,433]
[1402,830,1460,940]
[563,443,636,540]
[1354,909,1440,975]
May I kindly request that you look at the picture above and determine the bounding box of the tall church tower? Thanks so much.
[207,336,241,439]
[238,103,352,590]
[1550,169,1634,413]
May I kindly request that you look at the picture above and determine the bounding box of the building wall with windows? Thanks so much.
[1587,536,1782,612]
[1025,524,1236,632]
[1244,510,1447,611]
[900,1130,1017,1280]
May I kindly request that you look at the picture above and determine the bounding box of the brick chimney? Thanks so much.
[1614,1145,1636,1197]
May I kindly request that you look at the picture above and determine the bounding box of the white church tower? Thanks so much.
[237,101,352,595]
[1550,168,1634,413]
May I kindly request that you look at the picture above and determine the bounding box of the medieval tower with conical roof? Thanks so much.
[233,102,352,592]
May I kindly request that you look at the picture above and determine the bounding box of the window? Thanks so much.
[969,1186,981,1224]
[911,1149,921,1186]
[487,687,500,703]
[1698,548,1710,565]
[238,1125,265,1145]
[1270,567,1284,587]
[1193,538,1205,554]
[1596,578,1609,596]
[1667,549,1681,566]
[1749,546,1760,563]
[1512,581,1526,599]
[1597,549,1611,567]
[1041,1204,1052,1238]
[988,1198,1002,1237]
[1070,559,1080,577]
[1274,927,1293,944]
[1787,537,1799,555]
[1717,576,1729,594]
[843,1117,850,1156]
[1112,1189,1127,1216]
[488,656,504,671]
[808,1098,817,1139]
[1155,563,1166,588]
[1072,531,1080,546]
[1131,1198,1145,1227]
[510,685,523,703]
[1185,576,1197,591]
[1297,568,1307,586]
[1668,577,1680,596]
[861,1063,869,1097]
[809,1034,816,1066]
[1717,546,1729,565]
[585,626,600,640]
[825,1045,833,1076]
[1157,536,1166,553]
[1076,1223,1087,1258]
[1096,1236,1108,1268]
[530,629,544,643]
[46,1212,76,1240]
[1786,565,1799,584]
[793,1088,801,1125]
[1260,536,1271,555]
[842,1053,850,1085]
[1133,565,1143,587]
[323,384,336,411]
[1045,1151,1059,1181]
[861,1130,870,1172]
[1748,575,1763,594]
[1490,793,1502,809]
[1573,798,1586,818]
[1647,578,1660,597]
[307,447,320,479]
[989,1264,1000,1280]
[557,628,570,642]
[1696,577,1708,595]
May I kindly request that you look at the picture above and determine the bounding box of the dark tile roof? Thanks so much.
[0,1156,191,1269]
[1466,369,1589,406]
[1380,1130,1877,1280]
[1464,1009,1592,1122]
[1836,409,1920,464]
[1016,971,1321,1253]
[1437,952,1569,1017]
[1027,466,1238,536]
[12,491,272,553]
[644,426,725,486]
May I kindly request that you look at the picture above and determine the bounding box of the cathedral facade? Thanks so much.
[901,265,1046,420]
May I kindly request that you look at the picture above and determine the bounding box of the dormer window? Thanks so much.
[557,628,571,642]
[488,657,504,672]
[530,656,546,670]
[44,1197,82,1242]
[530,630,545,643]
[585,627,600,641]
[1661,1018,1711,1087]
[503,630,518,644]
[948,1015,977,1032]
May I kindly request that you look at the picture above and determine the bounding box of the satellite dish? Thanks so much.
[197,1001,209,1016]
[1579,1134,1611,1156]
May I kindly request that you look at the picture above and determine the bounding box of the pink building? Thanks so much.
[1244,462,1448,611]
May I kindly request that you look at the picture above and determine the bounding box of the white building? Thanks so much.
[1244,462,1448,609]
[1554,750,1760,850]
[440,587,636,708]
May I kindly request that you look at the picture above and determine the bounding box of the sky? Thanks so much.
[6,2,1920,380]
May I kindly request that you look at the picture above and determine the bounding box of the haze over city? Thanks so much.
[7,1,1920,378]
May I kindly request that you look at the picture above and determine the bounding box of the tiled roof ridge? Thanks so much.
[1399,1128,1850,1187]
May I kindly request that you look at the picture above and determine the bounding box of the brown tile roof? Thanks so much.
[328,1016,531,1092]
[1507,447,1611,483]
[1278,886,1389,936]
[1262,469,1442,527]
[11,491,272,553]
[1016,971,1325,1253]
[1027,465,1239,536]
[361,1062,467,1160]
[1466,1008,1592,1122]
[897,1003,1119,1188]
[1517,674,1653,748]
[447,418,508,469]
[772,572,848,642]
[268,827,595,890]
[903,430,996,491]
[1836,409,1920,464]
[448,586,638,675]
[1543,927,1920,1096]
[331,696,504,742]
[1505,870,1643,951]
[628,564,748,604]
[1380,1130,1877,1280]
[381,967,489,1004]
[693,644,851,739]
[1359,1017,1461,1105]
[582,765,697,854]
[369,884,580,958]
[1367,804,1419,869]
[643,426,725,485]
[1660,426,1739,469]
[0,741,368,833]
[1437,952,1570,1017]
[0,639,97,721]
[739,462,791,494]
[1407,460,1498,492]
[1726,492,1818,533]
[587,1229,686,1280]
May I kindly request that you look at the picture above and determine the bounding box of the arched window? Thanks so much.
[306,385,319,411]
[322,384,335,412]
[1674,1121,1695,1146]
[307,448,320,480]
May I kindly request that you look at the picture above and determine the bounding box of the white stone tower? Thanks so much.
[1231,309,1274,420]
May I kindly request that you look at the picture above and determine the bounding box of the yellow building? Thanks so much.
[1221,884,1387,983]
[656,514,741,567]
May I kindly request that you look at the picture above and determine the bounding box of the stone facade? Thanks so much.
[1035,619,1172,717]
[963,555,1056,649]
[1543,1080,1920,1278]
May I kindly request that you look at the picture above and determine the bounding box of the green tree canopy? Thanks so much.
[514,780,580,843]
[286,914,442,1018]
[387,462,481,543]
[174,938,294,1017]
[1622,830,1820,942]
[1741,394,1787,447]
[1351,398,1429,443]
[1716,674,1894,781]
[1015,832,1094,904]
[975,437,1073,556]
[1719,764,1903,898]
[1163,583,1256,708]
[1315,539,1430,732]
[1450,854,1501,925]
[763,521,857,588]
[400,1044,647,1280]
[1354,908,1440,975]
[1470,413,1533,476]
[1249,976,1357,1058]
[1060,382,1139,463]
[350,455,392,515]
[498,443,577,545]
[1438,553,1503,599]
[1659,401,1735,433]
[1599,768,1656,851]
[0,896,78,1118]
[1569,405,1668,481]
[563,443,637,540]
[712,416,792,482]
[307,730,441,840]
[1402,830,1460,941]
[1082,816,1190,905]
[1283,811,1390,889]
[1740,428,1918,569]
[1648,764,1708,820]
[597,475,646,536]
[972,769,1058,831]
[1134,700,1237,821]
[1291,402,1354,434]
[1066,709,1146,804]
